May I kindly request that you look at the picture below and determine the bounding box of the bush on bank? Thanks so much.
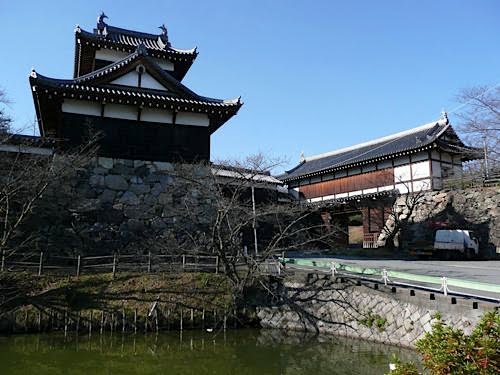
[388,310,499,375]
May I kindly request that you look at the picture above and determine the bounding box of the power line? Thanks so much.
[447,82,500,115]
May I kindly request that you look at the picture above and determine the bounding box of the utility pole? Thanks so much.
[251,185,258,256]
[483,136,489,179]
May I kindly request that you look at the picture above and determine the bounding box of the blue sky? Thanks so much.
[0,1,498,172]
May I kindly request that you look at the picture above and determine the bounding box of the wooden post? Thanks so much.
[215,256,219,274]
[100,310,104,334]
[148,252,152,273]
[76,255,81,278]
[190,308,194,328]
[112,254,117,279]
[76,311,80,334]
[38,252,44,276]
[223,313,227,331]
[64,310,68,336]
[167,309,170,331]
[155,310,159,333]
[24,310,28,332]
[89,310,93,335]
[202,308,205,329]
[38,311,41,332]
[144,314,148,334]
[110,313,114,333]
[182,255,186,272]
[1,249,5,272]
[134,309,137,334]
[180,309,183,331]
[233,308,237,329]
[122,308,126,333]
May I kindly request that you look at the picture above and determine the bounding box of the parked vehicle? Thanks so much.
[412,229,479,259]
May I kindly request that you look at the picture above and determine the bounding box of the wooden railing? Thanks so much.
[0,251,283,278]
[363,233,379,249]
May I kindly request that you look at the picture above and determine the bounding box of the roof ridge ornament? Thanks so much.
[97,12,108,35]
[158,24,171,49]
[440,109,449,124]
[300,151,306,163]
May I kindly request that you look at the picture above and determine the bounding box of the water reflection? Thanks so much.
[0,329,417,374]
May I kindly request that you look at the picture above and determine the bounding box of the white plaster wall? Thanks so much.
[110,71,138,86]
[411,161,431,179]
[412,179,431,192]
[141,72,168,91]
[62,99,101,116]
[363,187,377,194]
[394,165,411,182]
[176,112,210,127]
[104,104,137,120]
[395,183,411,194]
[141,108,173,123]
[348,190,362,197]
[95,49,129,62]
[378,185,394,192]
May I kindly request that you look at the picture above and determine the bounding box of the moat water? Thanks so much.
[0,329,418,374]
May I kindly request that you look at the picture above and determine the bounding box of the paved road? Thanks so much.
[290,257,500,301]
[306,258,500,285]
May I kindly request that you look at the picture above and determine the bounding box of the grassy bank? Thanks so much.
[0,272,243,333]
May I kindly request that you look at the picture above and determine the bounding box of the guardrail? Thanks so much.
[280,258,500,303]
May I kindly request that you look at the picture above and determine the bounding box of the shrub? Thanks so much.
[387,310,499,374]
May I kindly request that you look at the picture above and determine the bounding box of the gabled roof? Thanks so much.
[74,20,197,80]
[282,118,477,182]
[30,46,242,135]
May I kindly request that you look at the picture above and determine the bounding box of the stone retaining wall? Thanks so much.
[257,278,492,348]
[26,156,215,256]
[379,187,499,253]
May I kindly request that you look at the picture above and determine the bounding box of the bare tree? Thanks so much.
[0,88,11,134]
[455,86,500,176]
[148,154,341,304]
[0,133,99,260]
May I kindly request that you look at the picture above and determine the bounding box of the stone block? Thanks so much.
[99,189,116,204]
[129,183,150,195]
[105,175,128,191]
[120,191,140,205]
[89,174,104,187]
[153,161,174,172]
[98,157,113,169]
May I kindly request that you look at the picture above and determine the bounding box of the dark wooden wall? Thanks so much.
[61,113,210,162]
[299,169,394,199]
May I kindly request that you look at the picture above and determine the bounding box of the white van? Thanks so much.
[433,229,479,258]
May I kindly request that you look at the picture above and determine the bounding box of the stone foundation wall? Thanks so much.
[378,187,500,253]
[26,156,215,256]
[257,279,491,348]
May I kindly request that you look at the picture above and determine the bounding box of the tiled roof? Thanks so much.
[76,27,197,57]
[282,119,466,181]
[30,48,242,110]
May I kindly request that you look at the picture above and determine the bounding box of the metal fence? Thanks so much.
[281,258,500,304]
